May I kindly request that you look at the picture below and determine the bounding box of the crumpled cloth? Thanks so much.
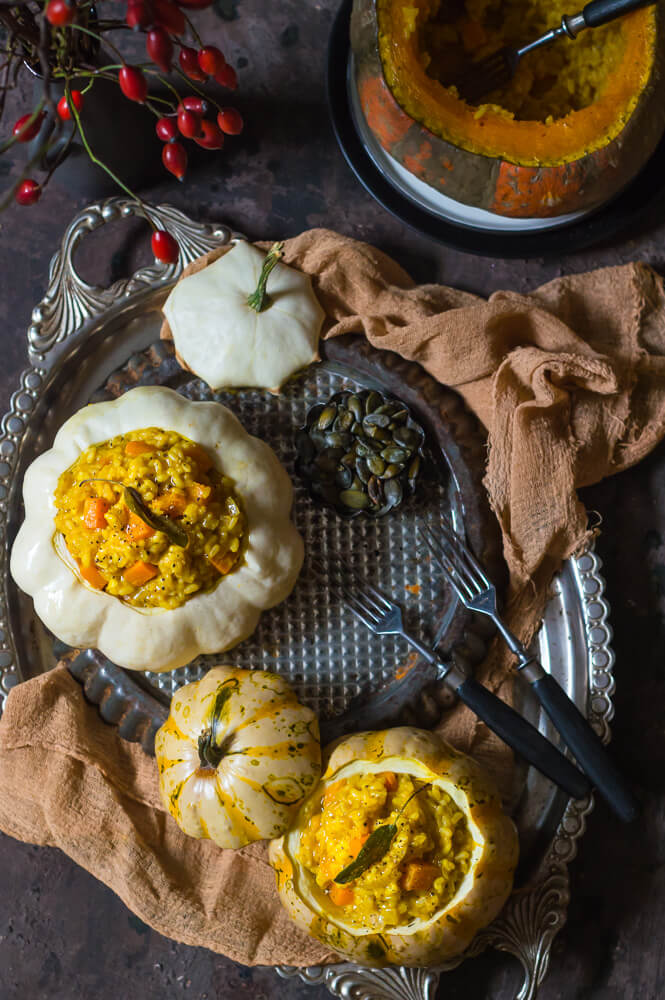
[2,228,665,966]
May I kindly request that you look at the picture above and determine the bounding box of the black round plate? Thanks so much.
[326,0,665,259]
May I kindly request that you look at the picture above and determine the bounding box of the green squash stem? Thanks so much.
[246,241,285,312]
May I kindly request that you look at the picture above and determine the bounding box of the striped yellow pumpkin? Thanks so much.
[155,666,321,848]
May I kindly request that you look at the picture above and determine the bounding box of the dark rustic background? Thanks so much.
[1,1,664,998]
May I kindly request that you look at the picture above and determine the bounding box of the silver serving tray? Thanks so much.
[0,199,616,1000]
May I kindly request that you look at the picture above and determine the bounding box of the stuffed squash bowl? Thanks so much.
[10,386,303,671]
[269,727,519,966]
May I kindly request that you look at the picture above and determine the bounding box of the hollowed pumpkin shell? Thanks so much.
[351,0,665,217]
[269,727,519,966]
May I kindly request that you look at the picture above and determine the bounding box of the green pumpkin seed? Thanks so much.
[348,396,364,422]
[393,426,420,450]
[351,474,363,491]
[367,455,386,476]
[381,445,409,464]
[366,425,391,442]
[339,489,370,510]
[367,475,384,507]
[341,451,356,468]
[335,410,354,432]
[390,409,408,425]
[356,457,371,484]
[335,466,353,489]
[363,413,391,430]
[374,403,395,415]
[380,463,402,480]
[383,479,403,508]
[317,405,337,431]
[408,454,421,481]
[364,391,382,414]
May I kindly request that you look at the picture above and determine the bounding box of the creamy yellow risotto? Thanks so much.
[297,771,473,930]
[53,427,245,610]
[406,0,626,120]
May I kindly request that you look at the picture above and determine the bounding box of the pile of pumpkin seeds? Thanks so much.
[296,389,425,517]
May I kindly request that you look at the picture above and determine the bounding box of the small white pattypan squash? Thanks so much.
[162,240,324,393]
[10,386,303,672]
[155,665,322,848]
[269,727,518,967]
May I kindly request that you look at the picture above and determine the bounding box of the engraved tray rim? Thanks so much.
[0,198,616,1000]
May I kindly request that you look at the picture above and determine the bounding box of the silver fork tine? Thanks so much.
[434,520,492,590]
[362,580,393,610]
[420,527,474,600]
[343,592,380,628]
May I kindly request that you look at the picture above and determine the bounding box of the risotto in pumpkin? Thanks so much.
[297,771,473,930]
[53,427,245,610]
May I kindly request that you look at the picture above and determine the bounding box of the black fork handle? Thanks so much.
[455,676,591,800]
[583,0,654,27]
[531,673,639,822]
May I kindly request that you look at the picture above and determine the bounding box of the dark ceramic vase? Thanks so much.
[27,71,165,198]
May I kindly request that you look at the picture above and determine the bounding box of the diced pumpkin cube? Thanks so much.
[328,883,354,907]
[124,560,159,588]
[383,771,398,793]
[185,443,212,472]
[78,561,107,590]
[208,551,236,576]
[125,511,155,542]
[400,861,440,893]
[153,490,187,517]
[83,497,110,530]
[187,481,212,505]
[125,440,154,457]
[347,831,370,859]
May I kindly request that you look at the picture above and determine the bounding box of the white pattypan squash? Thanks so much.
[269,727,518,967]
[10,386,303,672]
[162,240,324,393]
[155,665,321,848]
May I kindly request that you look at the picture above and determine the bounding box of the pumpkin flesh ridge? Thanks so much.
[377,0,656,165]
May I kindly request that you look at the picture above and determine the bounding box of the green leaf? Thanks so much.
[334,824,397,884]
[123,486,189,548]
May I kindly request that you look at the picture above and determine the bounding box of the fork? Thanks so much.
[342,579,590,800]
[451,0,653,105]
[420,522,639,822]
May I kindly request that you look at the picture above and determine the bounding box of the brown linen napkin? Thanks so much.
[2,228,665,965]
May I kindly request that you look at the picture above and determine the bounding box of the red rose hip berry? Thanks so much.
[152,0,185,35]
[197,46,226,76]
[195,120,224,149]
[126,0,151,30]
[45,0,75,26]
[15,179,41,206]
[146,27,173,73]
[162,141,187,180]
[156,116,178,142]
[13,111,45,142]
[119,65,148,103]
[57,90,83,120]
[214,63,237,90]
[217,107,243,135]
[179,46,207,82]
[151,230,179,263]
[177,108,202,139]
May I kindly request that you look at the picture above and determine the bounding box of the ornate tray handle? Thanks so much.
[27,197,234,366]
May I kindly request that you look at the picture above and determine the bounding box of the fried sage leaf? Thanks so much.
[79,478,189,548]
[333,781,431,884]
[334,823,397,884]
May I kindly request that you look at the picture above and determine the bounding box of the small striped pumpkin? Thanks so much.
[155,666,322,848]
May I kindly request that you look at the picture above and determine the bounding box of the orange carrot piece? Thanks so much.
[185,443,212,472]
[187,481,212,505]
[125,440,154,457]
[125,511,155,543]
[208,551,236,576]
[83,497,110,530]
[79,561,107,590]
[347,831,370,858]
[124,560,159,587]
[153,490,187,517]
[329,884,354,907]
[400,861,440,893]
[383,771,398,793]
